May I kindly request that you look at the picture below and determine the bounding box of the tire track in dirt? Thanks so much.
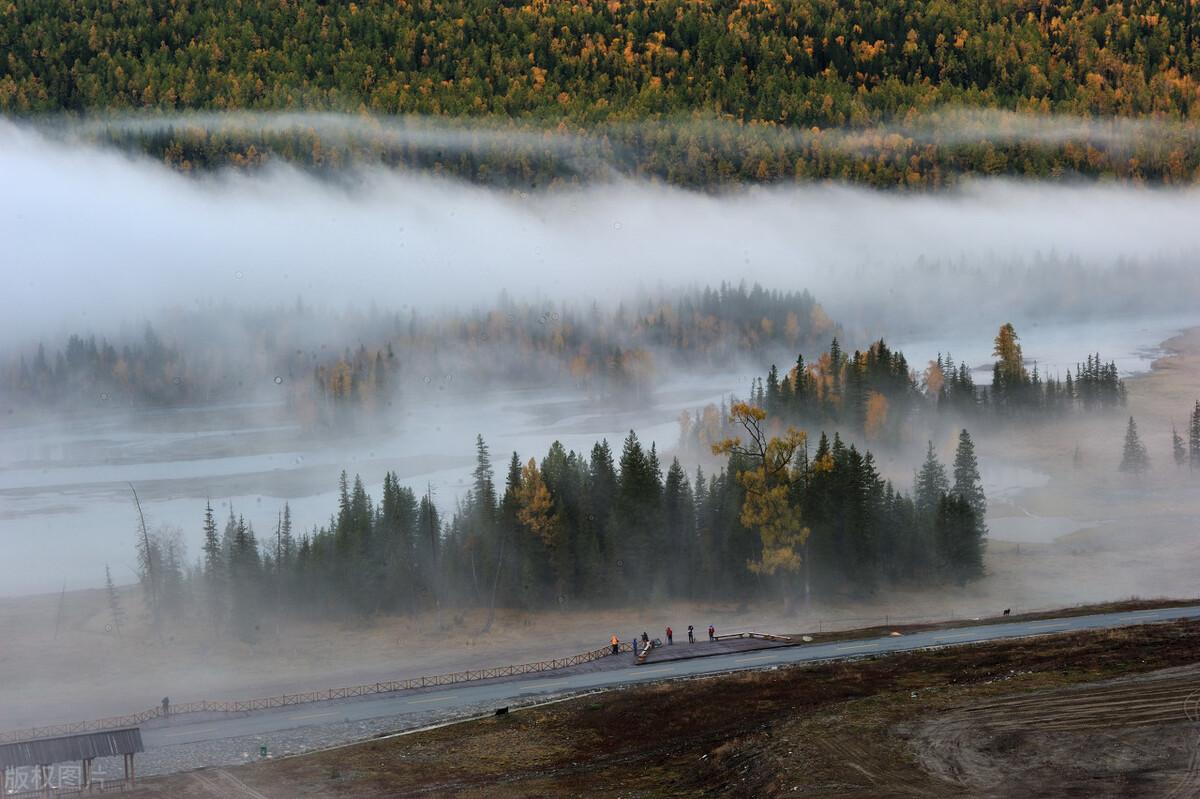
[815,735,956,797]
[914,666,1200,797]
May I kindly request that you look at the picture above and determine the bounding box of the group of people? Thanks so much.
[610,624,716,654]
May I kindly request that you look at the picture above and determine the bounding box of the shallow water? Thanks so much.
[0,374,738,596]
[986,514,1093,544]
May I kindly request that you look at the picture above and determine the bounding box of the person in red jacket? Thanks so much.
[666,626,673,645]
[708,624,715,641]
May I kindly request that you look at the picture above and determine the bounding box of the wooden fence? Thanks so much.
[0,641,634,745]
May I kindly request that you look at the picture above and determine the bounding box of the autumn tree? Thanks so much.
[516,457,566,603]
[713,403,809,607]
[991,323,1028,408]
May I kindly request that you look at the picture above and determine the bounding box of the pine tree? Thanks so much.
[935,494,985,584]
[951,429,987,524]
[1173,426,1187,467]
[1119,416,1150,475]
[201,501,225,632]
[914,441,950,517]
[473,434,497,525]
[663,458,696,597]
[230,515,261,642]
[764,364,781,415]
[1190,401,1200,471]
[104,564,126,637]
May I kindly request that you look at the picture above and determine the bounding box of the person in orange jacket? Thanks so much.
[610,634,619,655]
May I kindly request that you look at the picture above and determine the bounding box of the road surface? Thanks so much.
[143,604,1200,753]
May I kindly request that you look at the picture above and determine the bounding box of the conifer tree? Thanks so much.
[1119,416,1150,475]
[663,458,696,597]
[104,563,125,637]
[935,494,984,584]
[765,364,781,415]
[1190,401,1200,471]
[230,515,261,642]
[1173,426,1187,467]
[914,442,950,517]
[951,429,987,524]
[201,500,225,632]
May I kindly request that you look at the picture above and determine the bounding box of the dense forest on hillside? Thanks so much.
[0,283,836,420]
[132,421,986,637]
[5,0,1200,185]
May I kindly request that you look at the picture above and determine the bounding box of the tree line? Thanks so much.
[6,0,1200,185]
[680,323,1127,452]
[133,419,986,639]
[3,283,836,420]
[1123,399,1200,475]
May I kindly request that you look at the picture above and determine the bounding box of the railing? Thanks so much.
[6,597,1188,745]
[712,631,794,643]
[0,641,634,745]
[2,781,125,798]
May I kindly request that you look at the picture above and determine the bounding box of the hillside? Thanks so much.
[4,0,1200,185]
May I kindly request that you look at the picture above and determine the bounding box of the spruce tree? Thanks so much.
[951,429,987,524]
[663,458,696,597]
[1119,416,1150,475]
[202,501,225,632]
[914,442,950,517]
[1190,401,1200,471]
[1173,426,1187,467]
[230,515,261,642]
[935,495,985,584]
[104,563,125,637]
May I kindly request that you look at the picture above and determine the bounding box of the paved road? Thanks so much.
[142,604,1200,752]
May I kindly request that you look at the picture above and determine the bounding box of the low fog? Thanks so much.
[4,119,1200,348]
[4,116,1200,736]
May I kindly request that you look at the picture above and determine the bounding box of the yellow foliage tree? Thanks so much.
[712,403,809,595]
[864,391,889,441]
[517,458,557,547]
[516,458,566,599]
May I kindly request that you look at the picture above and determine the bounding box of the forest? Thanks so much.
[0,282,836,420]
[679,323,1127,452]
[125,411,987,640]
[6,0,1200,185]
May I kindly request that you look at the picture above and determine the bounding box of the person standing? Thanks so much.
[688,625,695,644]
[666,626,673,645]
[611,634,620,655]
[708,624,715,641]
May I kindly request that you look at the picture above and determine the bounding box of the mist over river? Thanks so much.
[0,315,1192,596]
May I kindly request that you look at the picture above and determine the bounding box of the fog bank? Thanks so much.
[4,119,1200,347]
